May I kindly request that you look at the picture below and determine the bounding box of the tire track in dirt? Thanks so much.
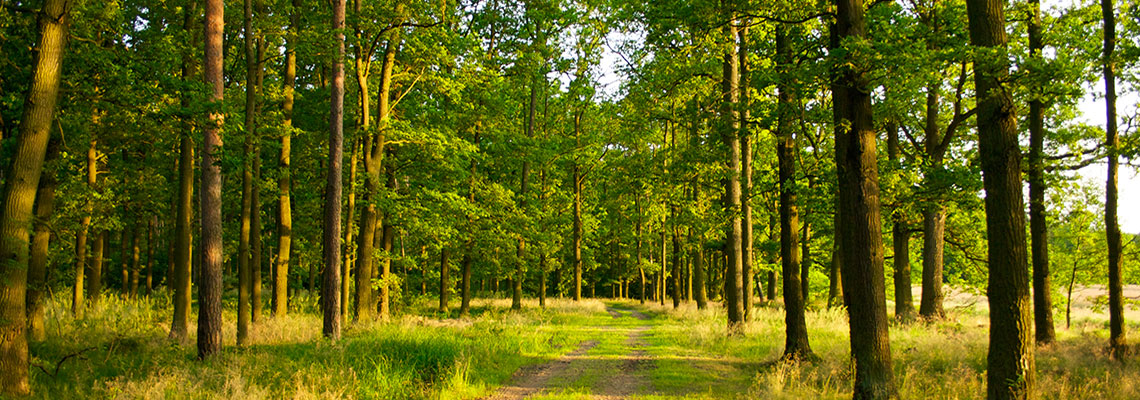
[483,304,657,400]
[482,339,600,400]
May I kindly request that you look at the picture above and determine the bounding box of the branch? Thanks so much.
[740,11,834,26]
[900,124,923,151]
[378,20,445,36]
[32,346,97,378]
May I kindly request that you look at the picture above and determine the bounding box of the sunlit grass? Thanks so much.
[25,290,1140,399]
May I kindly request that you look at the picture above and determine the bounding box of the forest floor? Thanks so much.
[23,289,1140,399]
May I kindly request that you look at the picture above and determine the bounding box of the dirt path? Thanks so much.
[483,305,656,400]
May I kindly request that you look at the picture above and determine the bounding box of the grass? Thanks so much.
[20,291,1140,399]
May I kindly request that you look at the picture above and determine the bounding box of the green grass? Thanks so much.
[21,292,1140,399]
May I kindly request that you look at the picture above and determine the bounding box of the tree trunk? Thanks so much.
[237,0,257,346]
[439,247,450,313]
[637,195,645,304]
[721,13,744,333]
[341,140,356,324]
[966,0,1037,396]
[919,205,946,319]
[828,203,843,308]
[356,27,400,323]
[147,216,155,296]
[90,233,105,308]
[887,119,915,322]
[119,229,130,297]
[322,0,346,340]
[75,138,99,314]
[695,235,707,309]
[1101,0,1127,361]
[776,24,813,360]
[130,221,141,298]
[274,0,298,319]
[198,0,226,359]
[738,22,753,321]
[251,34,265,322]
[1027,0,1055,346]
[27,136,60,342]
[835,0,896,397]
[802,199,812,303]
[461,248,473,315]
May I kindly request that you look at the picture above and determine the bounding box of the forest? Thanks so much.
[3,0,1140,398]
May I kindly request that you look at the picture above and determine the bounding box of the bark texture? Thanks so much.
[966,0,1037,397]
[0,0,69,392]
[834,0,896,397]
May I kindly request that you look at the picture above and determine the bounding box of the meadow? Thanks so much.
[22,289,1140,399]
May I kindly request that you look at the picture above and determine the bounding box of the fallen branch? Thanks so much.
[32,346,98,378]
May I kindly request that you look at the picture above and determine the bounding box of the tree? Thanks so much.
[1100,0,1127,361]
[834,0,896,397]
[1026,0,1055,345]
[0,0,71,392]
[237,0,258,347]
[721,5,744,333]
[275,0,300,319]
[323,0,346,340]
[965,0,1036,397]
[27,136,60,341]
[775,23,812,360]
[171,0,198,341]
[198,0,225,359]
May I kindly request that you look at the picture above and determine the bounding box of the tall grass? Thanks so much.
[27,293,583,399]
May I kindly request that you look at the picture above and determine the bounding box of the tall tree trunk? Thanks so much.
[721,11,744,333]
[671,225,682,308]
[274,0,298,318]
[834,0,896,397]
[637,197,645,304]
[514,73,537,311]
[379,184,395,318]
[119,229,129,297]
[74,138,98,314]
[251,149,262,322]
[966,0,1037,396]
[251,33,265,321]
[1027,0,1055,346]
[89,233,105,308]
[461,249,473,314]
[460,132,478,316]
[322,0,346,340]
[887,119,915,322]
[345,0,367,324]
[695,235,707,309]
[130,221,141,298]
[766,212,777,301]
[776,24,813,360]
[919,80,947,320]
[439,247,450,313]
[147,216,155,295]
[738,22,753,320]
[356,28,400,323]
[826,15,845,313]
[341,140,356,324]
[801,206,812,303]
[198,0,226,359]
[0,0,69,377]
[660,226,666,306]
[27,136,60,342]
[1101,0,1127,361]
[237,0,257,346]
